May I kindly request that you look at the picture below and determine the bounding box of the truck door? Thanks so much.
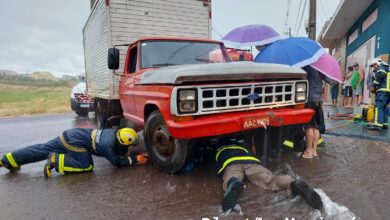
[120,45,138,120]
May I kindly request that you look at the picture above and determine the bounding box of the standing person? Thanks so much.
[367,58,390,131]
[301,66,334,159]
[351,63,365,106]
[344,66,354,107]
[331,82,339,107]
[0,128,149,178]
[216,139,323,212]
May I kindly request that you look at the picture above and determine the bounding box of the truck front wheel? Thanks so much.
[144,111,190,174]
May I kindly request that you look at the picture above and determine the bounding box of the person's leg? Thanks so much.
[245,164,293,195]
[374,93,385,127]
[312,129,320,156]
[245,164,323,210]
[1,138,65,171]
[54,152,94,174]
[358,87,363,104]
[303,128,314,158]
[221,164,246,212]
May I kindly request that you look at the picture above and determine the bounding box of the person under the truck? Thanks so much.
[301,66,335,159]
[216,139,323,212]
[0,128,149,178]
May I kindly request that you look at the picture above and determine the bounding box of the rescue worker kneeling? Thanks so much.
[216,140,323,212]
[0,128,149,178]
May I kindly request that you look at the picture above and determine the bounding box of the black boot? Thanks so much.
[291,179,323,210]
[367,124,383,131]
[222,177,245,212]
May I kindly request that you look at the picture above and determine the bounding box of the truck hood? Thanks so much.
[137,62,306,85]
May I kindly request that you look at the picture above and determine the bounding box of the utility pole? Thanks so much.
[308,0,316,40]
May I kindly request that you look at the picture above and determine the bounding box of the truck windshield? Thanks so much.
[140,41,230,68]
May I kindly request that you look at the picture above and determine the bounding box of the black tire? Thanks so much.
[75,110,89,117]
[144,110,190,174]
[95,100,107,129]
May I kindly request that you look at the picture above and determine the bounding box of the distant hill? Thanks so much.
[29,71,57,81]
[0,69,19,76]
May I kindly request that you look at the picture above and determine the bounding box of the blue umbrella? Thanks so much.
[254,37,325,67]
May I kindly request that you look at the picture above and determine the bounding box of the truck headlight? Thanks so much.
[295,82,307,103]
[179,89,196,101]
[295,92,307,102]
[178,89,197,113]
[296,82,307,92]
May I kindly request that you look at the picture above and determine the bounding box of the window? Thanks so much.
[140,41,229,68]
[127,46,137,73]
[348,29,358,45]
[362,9,377,32]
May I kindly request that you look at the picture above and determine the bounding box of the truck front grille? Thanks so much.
[171,80,307,116]
[199,82,295,114]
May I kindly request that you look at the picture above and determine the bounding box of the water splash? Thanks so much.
[307,189,358,220]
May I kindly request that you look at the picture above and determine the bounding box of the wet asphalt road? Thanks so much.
[0,113,389,220]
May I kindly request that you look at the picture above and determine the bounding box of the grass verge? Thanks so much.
[0,83,72,117]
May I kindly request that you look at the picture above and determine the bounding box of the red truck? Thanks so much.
[84,0,313,173]
[104,37,312,173]
[226,48,253,61]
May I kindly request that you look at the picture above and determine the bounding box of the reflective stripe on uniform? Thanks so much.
[217,156,261,175]
[215,146,248,161]
[376,71,390,92]
[59,134,88,153]
[63,164,93,172]
[318,138,324,145]
[59,154,65,173]
[373,108,383,126]
[6,153,19,168]
[57,154,93,173]
[373,80,380,85]
[90,129,98,153]
[283,140,294,148]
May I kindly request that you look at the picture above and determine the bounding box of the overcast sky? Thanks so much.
[0,0,340,77]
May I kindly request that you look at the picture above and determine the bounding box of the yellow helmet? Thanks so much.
[116,128,139,146]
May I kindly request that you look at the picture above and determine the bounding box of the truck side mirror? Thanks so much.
[108,48,120,70]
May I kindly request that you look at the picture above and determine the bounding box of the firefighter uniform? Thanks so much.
[371,65,390,129]
[216,144,292,192]
[1,128,141,175]
[215,141,322,212]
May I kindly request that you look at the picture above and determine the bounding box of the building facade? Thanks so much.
[319,0,389,104]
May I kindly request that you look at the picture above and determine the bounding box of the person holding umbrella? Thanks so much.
[301,66,335,158]
[255,38,342,158]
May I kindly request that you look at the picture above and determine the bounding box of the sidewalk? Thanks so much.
[323,104,390,142]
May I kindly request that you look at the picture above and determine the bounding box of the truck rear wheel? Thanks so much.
[144,110,190,174]
[95,99,123,129]
[76,110,89,117]
[95,100,108,129]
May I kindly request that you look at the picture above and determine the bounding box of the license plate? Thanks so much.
[80,104,90,108]
[243,115,269,129]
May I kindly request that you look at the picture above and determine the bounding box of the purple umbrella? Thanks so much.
[310,52,342,83]
[222,24,283,48]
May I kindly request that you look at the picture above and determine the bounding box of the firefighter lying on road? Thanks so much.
[216,139,323,212]
[0,128,148,178]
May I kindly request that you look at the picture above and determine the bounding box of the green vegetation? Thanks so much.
[0,75,77,87]
[0,76,78,116]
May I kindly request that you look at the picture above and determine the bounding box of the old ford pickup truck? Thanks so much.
[103,37,313,173]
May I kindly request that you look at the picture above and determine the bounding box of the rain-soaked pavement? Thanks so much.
[0,113,389,220]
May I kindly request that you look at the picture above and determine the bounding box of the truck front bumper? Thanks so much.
[166,108,314,139]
